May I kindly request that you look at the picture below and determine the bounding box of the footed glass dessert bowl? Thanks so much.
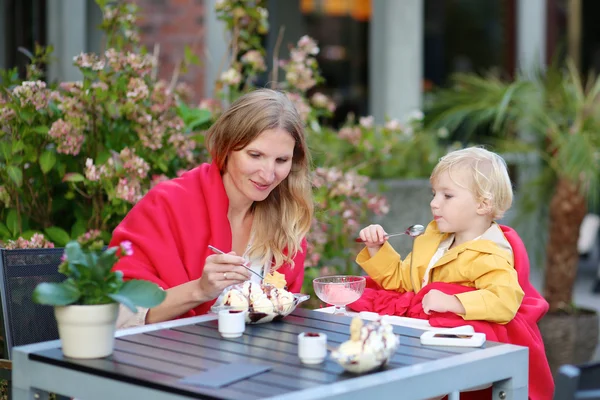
[313,275,366,315]
[330,317,400,374]
[211,281,309,324]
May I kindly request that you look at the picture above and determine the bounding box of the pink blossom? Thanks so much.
[5,234,54,250]
[12,81,49,110]
[220,68,242,86]
[385,119,402,131]
[285,93,310,122]
[85,158,101,181]
[136,120,165,150]
[241,50,266,72]
[119,148,150,179]
[120,240,134,256]
[168,133,197,164]
[115,178,143,203]
[126,77,149,102]
[310,92,336,112]
[359,116,374,129]
[48,119,84,155]
[73,52,105,71]
[297,35,319,56]
[174,82,194,103]
[338,127,361,146]
[198,98,222,115]
[151,174,170,188]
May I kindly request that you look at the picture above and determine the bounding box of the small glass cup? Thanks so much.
[298,332,327,364]
[218,309,246,338]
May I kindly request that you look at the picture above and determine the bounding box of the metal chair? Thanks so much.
[0,247,65,398]
[555,361,600,399]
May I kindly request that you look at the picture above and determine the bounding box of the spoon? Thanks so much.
[208,245,264,280]
[354,224,425,243]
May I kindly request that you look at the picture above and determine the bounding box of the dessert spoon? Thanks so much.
[354,224,425,243]
[208,245,264,280]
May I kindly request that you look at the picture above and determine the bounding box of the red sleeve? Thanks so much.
[109,164,232,318]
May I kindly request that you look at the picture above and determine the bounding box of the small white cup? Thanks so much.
[298,332,327,364]
[218,309,246,338]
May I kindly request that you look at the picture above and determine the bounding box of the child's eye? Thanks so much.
[249,153,260,158]
[445,194,453,199]
[276,158,289,164]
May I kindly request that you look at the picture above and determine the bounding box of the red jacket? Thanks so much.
[349,225,554,400]
[110,163,306,318]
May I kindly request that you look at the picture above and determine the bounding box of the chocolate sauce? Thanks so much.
[229,310,243,314]
[249,312,268,323]
[305,332,320,337]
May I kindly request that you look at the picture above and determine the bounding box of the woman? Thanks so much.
[111,89,314,328]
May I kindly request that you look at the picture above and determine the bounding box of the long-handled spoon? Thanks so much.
[354,224,425,243]
[208,245,264,280]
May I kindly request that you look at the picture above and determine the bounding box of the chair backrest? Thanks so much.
[555,361,600,399]
[0,247,65,359]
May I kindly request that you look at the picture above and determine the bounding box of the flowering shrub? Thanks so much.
[303,168,389,284]
[2,0,448,304]
[311,111,448,180]
[0,1,208,247]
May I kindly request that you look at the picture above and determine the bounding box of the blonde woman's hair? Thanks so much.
[205,89,313,270]
[430,146,513,219]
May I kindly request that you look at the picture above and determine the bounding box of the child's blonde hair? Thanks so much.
[430,146,513,219]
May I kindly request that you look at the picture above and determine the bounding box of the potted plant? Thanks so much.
[427,61,600,373]
[32,234,166,358]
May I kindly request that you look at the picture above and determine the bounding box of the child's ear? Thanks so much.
[476,198,493,216]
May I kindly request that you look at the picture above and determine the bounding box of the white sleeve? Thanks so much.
[116,304,149,329]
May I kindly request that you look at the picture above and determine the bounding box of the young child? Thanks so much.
[356,146,524,324]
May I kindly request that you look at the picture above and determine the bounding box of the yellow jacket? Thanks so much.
[356,222,524,324]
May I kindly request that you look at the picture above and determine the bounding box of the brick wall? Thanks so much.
[131,0,206,103]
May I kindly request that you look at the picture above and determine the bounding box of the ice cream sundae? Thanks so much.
[331,317,399,374]
[216,281,306,323]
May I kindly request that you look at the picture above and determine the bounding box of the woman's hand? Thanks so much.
[197,252,251,301]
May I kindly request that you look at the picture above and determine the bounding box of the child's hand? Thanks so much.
[422,289,466,315]
[358,224,387,249]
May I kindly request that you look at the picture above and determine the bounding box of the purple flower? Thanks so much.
[120,241,134,256]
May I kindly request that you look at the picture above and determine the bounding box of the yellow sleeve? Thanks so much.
[454,254,524,324]
[355,241,414,292]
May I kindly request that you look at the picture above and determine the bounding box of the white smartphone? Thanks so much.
[420,330,486,347]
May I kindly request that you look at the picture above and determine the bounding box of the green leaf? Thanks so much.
[20,230,37,240]
[62,173,85,182]
[96,247,118,273]
[63,240,87,267]
[0,222,10,238]
[32,281,80,306]
[7,166,23,187]
[70,219,87,239]
[6,209,18,236]
[39,151,57,174]
[44,226,71,246]
[12,140,25,154]
[31,125,49,134]
[108,293,137,313]
[111,279,166,312]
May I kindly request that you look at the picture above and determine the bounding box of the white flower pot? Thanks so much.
[54,303,119,359]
